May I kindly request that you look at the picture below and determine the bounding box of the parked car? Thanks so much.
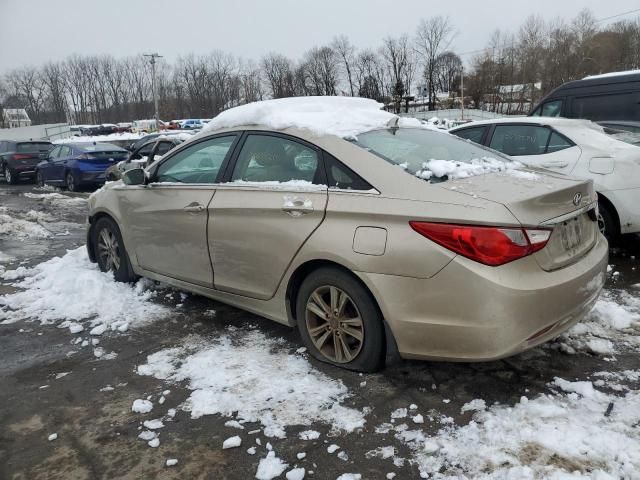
[131,119,168,133]
[181,119,204,130]
[0,140,52,184]
[166,121,182,130]
[529,70,640,121]
[450,117,640,240]
[36,143,128,191]
[597,120,640,134]
[105,136,184,181]
[86,97,607,372]
[126,130,194,152]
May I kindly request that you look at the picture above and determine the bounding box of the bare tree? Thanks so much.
[415,16,454,110]
[332,35,356,96]
[261,53,296,99]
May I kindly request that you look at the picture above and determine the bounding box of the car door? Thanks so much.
[488,124,581,174]
[209,132,328,300]
[50,145,72,182]
[41,145,62,182]
[118,134,239,287]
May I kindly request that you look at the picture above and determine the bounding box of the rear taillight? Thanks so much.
[409,222,552,266]
[11,154,31,161]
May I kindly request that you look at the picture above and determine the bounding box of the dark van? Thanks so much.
[529,70,640,121]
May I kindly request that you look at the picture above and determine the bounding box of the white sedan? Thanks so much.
[450,117,640,239]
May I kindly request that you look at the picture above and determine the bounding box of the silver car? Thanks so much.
[87,102,608,372]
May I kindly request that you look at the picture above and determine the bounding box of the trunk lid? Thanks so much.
[435,170,599,270]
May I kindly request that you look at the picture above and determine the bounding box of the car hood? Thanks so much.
[434,169,596,226]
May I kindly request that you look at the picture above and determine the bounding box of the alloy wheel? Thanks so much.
[36,171,44,186]
[97,228,121,273]
[67,173,75,192]
[5,168,12,183]
[597,212,606,235]
[305,285,364,363]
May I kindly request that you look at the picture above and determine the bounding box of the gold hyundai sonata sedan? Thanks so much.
[87,97,608,372]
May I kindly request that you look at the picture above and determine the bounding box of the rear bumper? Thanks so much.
[357,232,609,361]
[79,171,107,184]
[601,187,640,234]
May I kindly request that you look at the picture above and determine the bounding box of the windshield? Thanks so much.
[353,128,513,182]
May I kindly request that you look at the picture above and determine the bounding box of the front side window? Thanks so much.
[489,125,551,156]
[541,100,563,117]
[452,126,487,144]
[155,135,236,184]
[60,146,72,157]
[231,134,321,184]
[48,146,62,158]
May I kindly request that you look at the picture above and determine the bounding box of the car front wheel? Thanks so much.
[92,217,136,282]
[5,166,17,184]
[296,267,384,372]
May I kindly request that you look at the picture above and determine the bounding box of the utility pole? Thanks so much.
[460,66,464,121]
[144,53,163,131]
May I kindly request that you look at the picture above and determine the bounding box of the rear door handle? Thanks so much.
[183,202,205,213]
[282,196,314,216]
[541,161,569,168]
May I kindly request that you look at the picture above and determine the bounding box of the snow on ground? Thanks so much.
[137,329,366,439]
[0,209,52,239]
[0,247,169,332]
[556,289,640,355]
[23,192,88,208]
[394,377,640,479]
[202,96,423,139]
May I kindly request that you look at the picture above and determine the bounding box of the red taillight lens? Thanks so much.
[11,153,31,160]
[409,222,552,266]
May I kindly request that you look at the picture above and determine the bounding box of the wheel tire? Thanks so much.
[66,172,77,192]
[36,170,45,187]
[91,217,137,282]
[597,201,619,243]
[296,267,384,372]
[5,167,17,185]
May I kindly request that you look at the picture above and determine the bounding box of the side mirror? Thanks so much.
[122,168,146,186]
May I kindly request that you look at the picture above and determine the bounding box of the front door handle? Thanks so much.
[183,202,205,213]
[282,196,314,216]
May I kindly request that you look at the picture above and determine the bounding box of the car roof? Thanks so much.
[74,142,127,151]
[449,117,596,130]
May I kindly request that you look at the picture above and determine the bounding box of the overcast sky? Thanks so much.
[1,0,639,73]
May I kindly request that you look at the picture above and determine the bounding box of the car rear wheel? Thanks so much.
[597,202,619,242]
[296,267,384,372]
[92,217,136,282]
[66,172,77,192]
[5,167,17,184]
[36,171,45,187]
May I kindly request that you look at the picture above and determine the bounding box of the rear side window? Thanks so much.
[452,126,487,144]
[572,93,640,121]
[324,153,373,191]
[546,131,574,153]
[489,125,551,156]
[231,134,321,184]
[17,142,51,153]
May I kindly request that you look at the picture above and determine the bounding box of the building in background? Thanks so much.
[2,109,32,129]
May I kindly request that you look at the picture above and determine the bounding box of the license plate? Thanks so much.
[560,217,582,250]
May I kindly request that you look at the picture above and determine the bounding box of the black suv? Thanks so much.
[530,71,640,121]
[0,140,53,184]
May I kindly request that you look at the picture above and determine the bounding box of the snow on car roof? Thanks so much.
[202,96,421,138]
[583,69,640,80]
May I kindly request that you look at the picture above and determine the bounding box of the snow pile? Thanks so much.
[401,379,640,478]
[203,96,420,139]
[137,329,366,438]
[0,247,169,330]
[23,192,87,207]
[557,289,640,355]
[415,157,531,181]
[0,211,52,239]
[256,451,288,480]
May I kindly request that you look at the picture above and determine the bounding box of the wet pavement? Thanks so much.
[0,182,638,480]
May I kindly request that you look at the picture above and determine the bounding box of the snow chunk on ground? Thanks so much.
[48,433,58,441]
[223,435,242,449]
[460,399,486,413]
[132,399,153,414]
[336,474,361,480]
[299,430,320,440]
[203,96,407,139]
[0,212,51,239]
[255,451,288,480]
[23,192,87,207]
[0,247,169,329]
[137,330,365,438]
[327,444,340,454]
[165,459,178,467]
[143,419,164,430]
[401,379,640,478]
[286,467,305,480]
